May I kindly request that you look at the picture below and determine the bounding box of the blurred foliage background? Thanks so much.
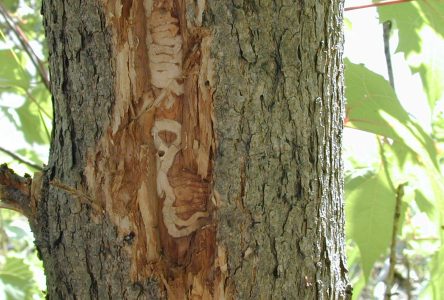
[344,1,444,298]
[0,0,49,299]
[0,0,443,299]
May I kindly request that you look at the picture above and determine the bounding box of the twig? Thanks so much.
[383,21,395,89]
[384,182,407,300]
[0,85,52,141]
[377,137,396,191]
[345,0,415,12]
[0,163,31,217]
[50,180,101,212]
[379,22,402,297]
[0,84,52,119]
[0,146,43,171]
[405,257,412,299]
[0,2,50,90]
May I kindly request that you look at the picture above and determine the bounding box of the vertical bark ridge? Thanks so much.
[38,0,225,298]
[208,1,349,298]
[35,0,348,298]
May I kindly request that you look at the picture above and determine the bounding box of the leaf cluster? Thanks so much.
[344,1,444,298]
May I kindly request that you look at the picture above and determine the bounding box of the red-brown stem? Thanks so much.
[345,0,415,11]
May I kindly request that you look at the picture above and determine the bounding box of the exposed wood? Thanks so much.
[35,0,349,298]
[83,0,221,297]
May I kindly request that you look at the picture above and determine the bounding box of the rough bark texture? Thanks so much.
[209,1,349,298]
[31,0,349,299]
[33,1,163,298]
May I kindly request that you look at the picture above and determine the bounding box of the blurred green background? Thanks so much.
[1,0,444,299]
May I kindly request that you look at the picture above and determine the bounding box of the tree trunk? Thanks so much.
[30,0,350,298]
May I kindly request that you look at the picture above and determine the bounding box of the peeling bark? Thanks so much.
[32,0,349,299]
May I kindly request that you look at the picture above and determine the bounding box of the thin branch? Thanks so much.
[0,84,52,119]
[405,257,413,299]
[377,137,396,192]
[383,21,396,89]
[0,200,24,213]
[0,146,43,171]
[0,2,50,90]
[37,107,51,141]
[50,180,102,212]
[380,22,402,297]
[0,163,31,217]
[384,182,408,300]
[345,0,415,12]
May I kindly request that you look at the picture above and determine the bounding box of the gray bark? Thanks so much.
[32,0,349,299]
[33,0,161,298]
[210,1,349,298]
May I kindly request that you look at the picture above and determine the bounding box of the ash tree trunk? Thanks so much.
[28,0,350,298]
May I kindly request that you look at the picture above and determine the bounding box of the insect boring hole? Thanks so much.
[158,150,165,158]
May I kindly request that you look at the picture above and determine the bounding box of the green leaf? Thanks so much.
[16,148,44,165]
[423,246,444,299]
[345,168,375,191]
[0,257,34,300]
[0,107,20,130]
[351,276,366,300]
[345,169,395,280]
[405,27,444,114]
[344,59,439,171]
[15,99,49,145]
[377,0,444,52]
[346,240,366,299]
[377,2,422,56]
[413,0,444,41]
[29,82,52,119]
[2,0,20,13]
[3,223,28,241]
[377,1,444,111]
[411,54,444,113]
[344,17,352,30]
[345,59,408,136]
[433,109,444,142]
[19,9,45,43]
[0,49,32,92]
[415,189,435,217]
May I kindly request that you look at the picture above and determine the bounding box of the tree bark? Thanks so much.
[31,0,350,298]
